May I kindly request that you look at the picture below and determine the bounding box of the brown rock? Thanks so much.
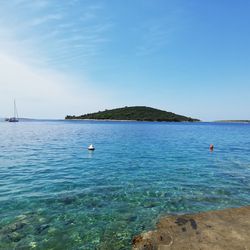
[132,206,250,250]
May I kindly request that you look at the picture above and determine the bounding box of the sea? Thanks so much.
[0,120,250,249]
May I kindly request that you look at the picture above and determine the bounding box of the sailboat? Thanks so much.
[6,100,19,122]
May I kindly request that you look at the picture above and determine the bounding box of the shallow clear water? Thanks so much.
[0,121,250,249]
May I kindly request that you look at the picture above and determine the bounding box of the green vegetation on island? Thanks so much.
[65,106,199,122]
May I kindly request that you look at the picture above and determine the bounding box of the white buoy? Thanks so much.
[88,144,95,151]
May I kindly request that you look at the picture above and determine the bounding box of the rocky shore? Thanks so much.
[132,206,250,250]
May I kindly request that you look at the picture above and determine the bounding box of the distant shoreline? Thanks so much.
[214,120,250,123]
[66,118,138,122]
[1,118,249,123]
[64,118,199,123]
[66,118,250,123]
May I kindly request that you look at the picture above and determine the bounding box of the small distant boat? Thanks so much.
[6,100,19,122]
[88,144,95,151]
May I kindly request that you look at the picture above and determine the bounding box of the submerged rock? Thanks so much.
[58,196,77,205]
[64,219,75,225]
[3,221,27,234]
[36,224,50,234]
[127,216,137,222]
[6,232,22,242]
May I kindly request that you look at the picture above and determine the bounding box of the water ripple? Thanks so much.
[0,121,250,249]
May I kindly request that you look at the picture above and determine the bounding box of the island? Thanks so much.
[65,106,199,122]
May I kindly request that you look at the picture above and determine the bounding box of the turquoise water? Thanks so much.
[0,121,250,249]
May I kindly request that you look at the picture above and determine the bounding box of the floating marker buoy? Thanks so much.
[88,144,95,151]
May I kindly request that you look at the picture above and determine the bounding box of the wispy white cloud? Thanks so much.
[134,6,183,56]
[14,0,49,6]
[7,0,50,12]
[0,1,113,118]
[136,21,173,56]
[29,14,62,26]
[0,0,112,69]
[0,52,105,118]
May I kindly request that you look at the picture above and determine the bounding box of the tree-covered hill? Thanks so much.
[65,106,199,122]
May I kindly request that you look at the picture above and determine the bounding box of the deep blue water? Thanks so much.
[0,121,250,249]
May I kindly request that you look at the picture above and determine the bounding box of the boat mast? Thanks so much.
[14,99,18,119]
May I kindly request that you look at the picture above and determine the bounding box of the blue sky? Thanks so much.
[0,0,249,120]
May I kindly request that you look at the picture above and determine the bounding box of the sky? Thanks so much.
[0,0,249,121]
